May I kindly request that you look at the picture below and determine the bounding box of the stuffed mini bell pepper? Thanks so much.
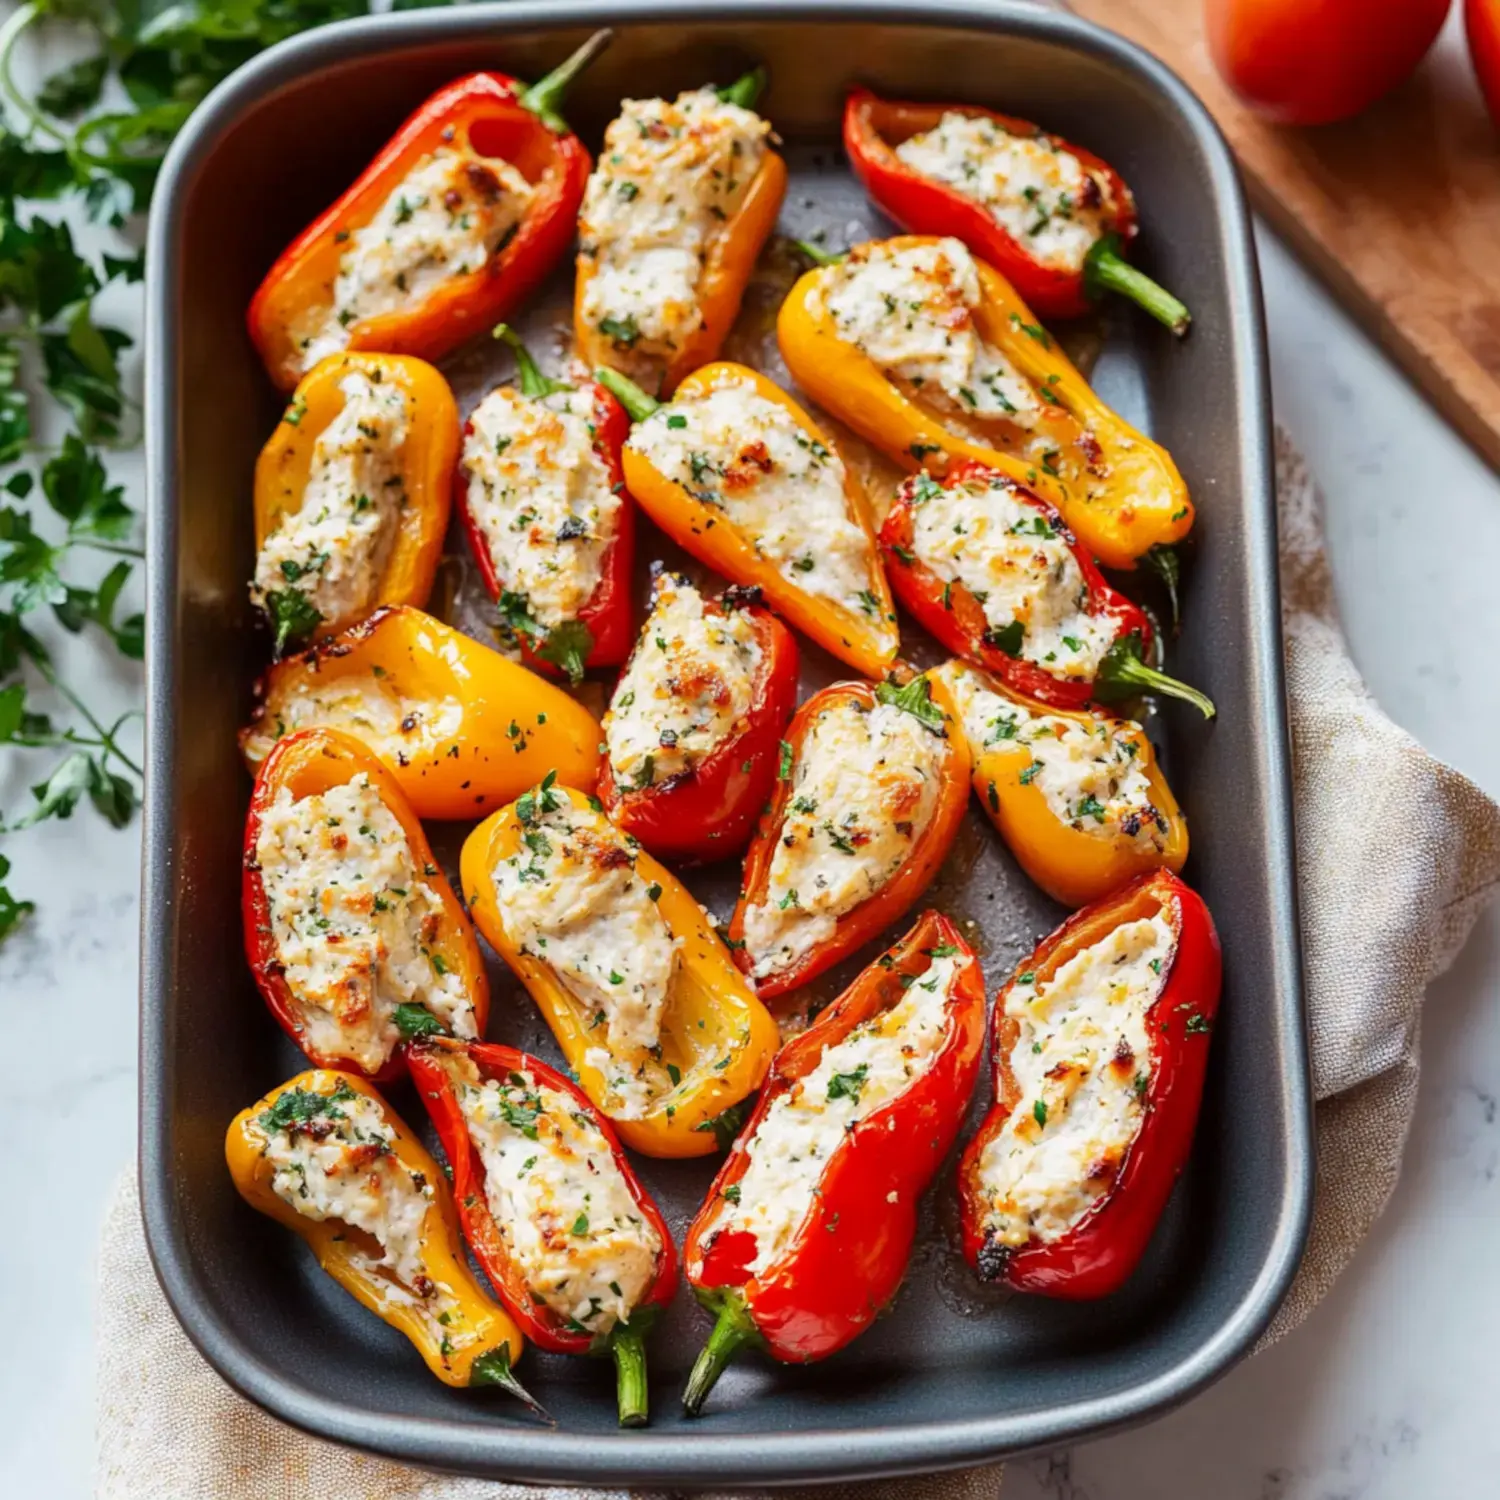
[935,659,1188,908]
[225,1069,539,1408]
[599,361,899,678]
[251,353,458,656]
[598,574,798,862]
[409,1036,678,1426]
[239,605,602,819]
[243,728,488,1079]
[958,870,1221,1299]
[575,68,786,397]
[682,910,986,1414]
[779,235,1191,571]
[728,671,970,1000]
[843,88,1191,334]
[879,463,1213,718]
[456,326,635,682]
[249,31,612,391]
[461,777,779,1157]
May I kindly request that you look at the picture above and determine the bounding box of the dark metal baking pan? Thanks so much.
[140,0,1311,1485]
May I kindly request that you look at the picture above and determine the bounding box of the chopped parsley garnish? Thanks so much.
[826,1064,869,1103]
[874,673,945,732]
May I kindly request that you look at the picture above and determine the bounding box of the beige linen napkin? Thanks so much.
[96,434,1500,1497]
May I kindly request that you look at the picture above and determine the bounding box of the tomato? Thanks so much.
[1468,0,1500,127]
[1204,0,1451,125]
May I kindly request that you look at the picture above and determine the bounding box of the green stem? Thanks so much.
[30,653,144,776]
[73,538,145,559]
[0,4,65,146]
[1095,631,1215,720]
[717,65,767,111]
[611,1323,650,1428]
[682,1294,760,1417]
[1085,236,1191,337]
[791,238,844,267]
[594,367,660,423]
[469,1344,552,1422]
[1142,543,1181,629]
[519,28,613,133]
[492,323,570,400]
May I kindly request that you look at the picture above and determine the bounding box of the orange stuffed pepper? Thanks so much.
[248,32,611,391]
[250,353,458,656]
[461,777,779,1158]
[778,235,1191,571]
[728,672,970,999]
[935,660,1187,908]
[574,69,786,397]
[239,605,602,819]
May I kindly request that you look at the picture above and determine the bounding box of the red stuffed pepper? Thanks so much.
[958,869,1221,1299]
[598,575,799,863]
[682,910,987,1414]
[408,1036,677,1426]
[879,462,1213,717]
[727,672,971,1000]
[843,87,1190,334]
[249,31,612,392]
[455,325,635,681]
[242,727,488,1080]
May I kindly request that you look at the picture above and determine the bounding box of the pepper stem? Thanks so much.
[493,323,571,400]
[595,367,661,423]
[716,64,767,110]
[611,1323,650,1428]
[519,28,614,133]
[682,1294,759,1417]
[1085,235,1191,337]
[1142,543,1181,630]
[791,238,845,267]
[1095,631,1215,720]
[469,1344,553,1422]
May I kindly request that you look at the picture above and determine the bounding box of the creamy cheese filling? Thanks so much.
[254,775,476,1073]
[604,574,761,788]
[742,697,944,980]
[978,912,1174,1247]
[578,90,769,368]
[257,1082,464,1331]
[241,668,464,770]
[493,792,677,1065]
[252,370,409,633]
[813,237,1041,427]
[907,470,1113,679]
[717,951,966,1276]
[462,382,620,630]
[444,1051,662,1334]
[627,374,891,641]
[894,114,1112,274]
[938,661,1166,852]
[297,148,535,370]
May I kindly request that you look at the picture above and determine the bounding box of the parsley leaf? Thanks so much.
[874,673,946,732]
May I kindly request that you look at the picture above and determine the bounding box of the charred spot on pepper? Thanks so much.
[975,1231,1012,1284]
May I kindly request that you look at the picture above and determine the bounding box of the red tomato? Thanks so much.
[1205,0,1452,125]
[1468,0,1500,127]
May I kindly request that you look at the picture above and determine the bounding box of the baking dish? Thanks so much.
[140,0,1311,1484]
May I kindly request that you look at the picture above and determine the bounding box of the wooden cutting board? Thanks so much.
[1061,0,1500,471]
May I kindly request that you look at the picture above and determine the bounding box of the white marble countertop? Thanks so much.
[2,181,1499,1500]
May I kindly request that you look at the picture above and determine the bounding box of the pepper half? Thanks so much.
[777,235,1192,570]
[252,352,458,656]
[934,659,1188,908]
[225,1069,539,1408]
[681,910,986,1413]
[242,728,489,1079]
[460,780,779,1157]
[598,579,799,863]
[727,672,971,1000]
[843,88,1190,334]
[239,605,603,819]
[573,70,787,397]
[455,326,635,682]
[879,462,1213,718]
[408,1036,679,1426]
[600,362,900,678]
[957,870,1221,1299]
[249,31,611,392]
